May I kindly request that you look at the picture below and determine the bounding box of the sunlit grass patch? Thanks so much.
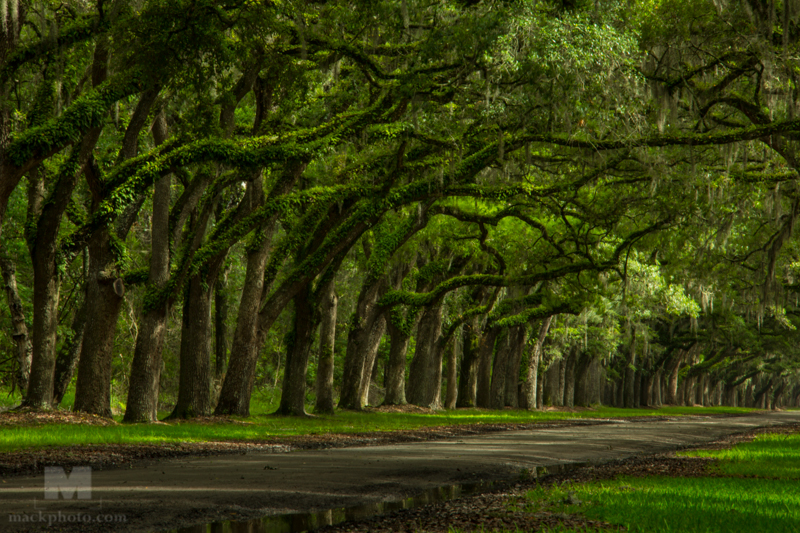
[522,476,800,533]
[684,433,800,479]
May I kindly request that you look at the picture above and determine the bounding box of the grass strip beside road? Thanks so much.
[0,406,756,453]
[511,426,800,533]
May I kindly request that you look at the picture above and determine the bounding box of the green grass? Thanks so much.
[684,432,800,479]
[527,477,800,533]
[0,405,757,453]
[515,427,800,533]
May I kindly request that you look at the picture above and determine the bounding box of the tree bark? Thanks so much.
[214,264,230,382]
[407,299,445,408]
[383,320,412,406]
[339,275,387,410]
[73,86,160,417]
[52,302,87,406]
[168,274,215,419]
[488,331,510,410]
[24,39,108,409]
[557,356,567,406]
[444,338,459,409]
[357,315,386,408]
[504,326,527,408]
[523,316,551,410]
[276,285,317,416]
[664,350,684,405]
[623,328,637,408]
[475,326,499,408]
[573,352,595,407]
[1,257,31,395]
[563,348,577,408]
[456,316,481,408]
[314,280,338,414]
[72,230,126,417]
[123,159,172,422]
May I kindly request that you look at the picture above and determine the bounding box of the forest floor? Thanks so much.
[0,410,797,532]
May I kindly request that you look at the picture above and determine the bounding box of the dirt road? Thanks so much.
[2,411,799,532]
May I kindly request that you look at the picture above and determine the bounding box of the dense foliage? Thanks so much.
[1,0,799,419]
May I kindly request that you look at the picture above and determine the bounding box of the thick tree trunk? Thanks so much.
[544,359,561,406]
[557,355,567,406]
[456,317,480,408]
[563,349,577,408]
[475,327,499,408]
[168,275,214,419]
[573,352,595,407]
[213,227,272,416]
[489,331,510,410]
[523,317,551,410]
[445,339,458,410]
[339,276,387,410]
[52,302,87,406]
[214,265,230,382]
[1,258,31,395]
[73,230,125,417]
[695,374,706,406]
[357,316,386,408]
[641,373,653,408]
[408,300,445,408]
[503,327,526,408]
[123,167,171,423]
[276,285,316,416]
[314,281,337,414]
[73,85,159,417]
[383,322,412,406]
[665,351,683,404]
[623,329,637,408]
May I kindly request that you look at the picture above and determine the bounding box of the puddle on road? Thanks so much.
[169,464,579,533]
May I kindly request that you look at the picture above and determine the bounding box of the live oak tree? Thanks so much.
[3,0,800,419]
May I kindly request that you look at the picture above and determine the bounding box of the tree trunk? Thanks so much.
[73,230,125,417]
[504,326,527,408]
[456,316,480,408]
[168,275,214,419]
[73,85,160,417]
[641,373,653,408]
[695,374,706,406]
[544,359,561,406]
[573,352,595,407]
[1,257,31,395]
[383,321,412,406]
[215,162,303,416]
[665,351,683,404]
[536,365,544,409]
[338,276,387,410]
[475,327,499,408]
[214,265,230,382]
[213,227,272,416]
[357,316,386,408]
[276,285,316,416]
[407,298,445,408]
[52,302,87,406]
[523,317,551,410]
[445,338,458,410]
[123,166,171,423]
[623,328,637,408]
[563,348,577,408]
[313,281,337,414]
[557,356,567,406]
[488,331,510,410]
